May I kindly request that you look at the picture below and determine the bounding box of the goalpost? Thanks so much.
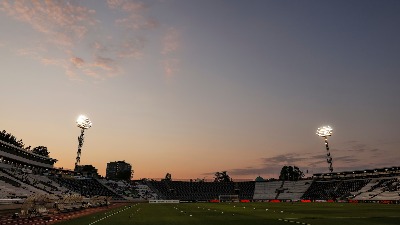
[218,195,239,202]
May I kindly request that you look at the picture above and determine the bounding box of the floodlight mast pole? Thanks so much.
[75,115,92,169]
[75,128,86,167]
[317,126,334,173]
[324,136,333,172]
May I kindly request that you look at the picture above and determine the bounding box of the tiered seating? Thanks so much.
[96,179,138,199]
[236,182,255,199]
[134,182,158,200]
[301,179,370,200]
[354,177,400,200]
[48,176,123,200]
[0,175,24,199]
[29,173,73,195]
[301,180,339,200]
[148,181,254,201]
[253,181,282,200]
[278,180,312,200]
[7,169,71,195]
[0,181,17,199]
[0,170,46,198]
[373,191,399,200]
[0,176,21,187]
[335,179,371,198]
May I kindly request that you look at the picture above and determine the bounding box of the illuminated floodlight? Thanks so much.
[76,115,92,129]
[75,115,92,168]
[316,126,333,137]
[316,125,334,173]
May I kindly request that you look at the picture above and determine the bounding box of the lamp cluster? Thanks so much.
[76,115,92,130]
[316,126,333,137]
[316,125,334,173]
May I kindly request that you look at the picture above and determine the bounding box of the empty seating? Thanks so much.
[253,181,282,200]
[148,181,255,201]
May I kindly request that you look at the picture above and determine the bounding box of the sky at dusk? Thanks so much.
[0,0,399,180]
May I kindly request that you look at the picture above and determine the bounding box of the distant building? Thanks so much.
[106,160,132,180]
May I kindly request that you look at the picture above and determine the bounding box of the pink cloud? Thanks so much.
[82,69,100,79]
[120,1,144,12]
[163,58,180,77]
[65,67,85,81]
[1,0,96,46]
[162,27,180,55]
[16,46,46,58]
[2,0,176,80]
[107,0,145,12]
[70,57,85,68]
[117,37,146,58]
[41,58,65,66]
[161,27,181,77]
[92,56,119,76]
[107,0,158,30]
[115,15,159,30]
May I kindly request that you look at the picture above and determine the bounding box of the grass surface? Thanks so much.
[56,202,400,225]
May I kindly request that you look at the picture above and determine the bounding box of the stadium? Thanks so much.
[1,1,400,225]
[0,128,399,225]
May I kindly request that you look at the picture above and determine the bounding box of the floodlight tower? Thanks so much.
[75,115,92,168]
[316,126,334,173]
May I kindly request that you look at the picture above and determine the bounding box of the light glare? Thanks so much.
[76,115,92,129]
[316,125,333,137]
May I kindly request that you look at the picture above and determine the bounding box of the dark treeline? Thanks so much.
[0,129,25,148]
[0,129,50,157]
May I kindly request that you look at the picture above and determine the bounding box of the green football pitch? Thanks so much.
[57,202,400,225]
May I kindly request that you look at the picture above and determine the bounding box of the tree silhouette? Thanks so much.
[279,166,304,181]
[0,130,25,148]
[214,171,232,182]
[32,146,50,157]
[115,170,133,180]
[17,139,24,148]
[255,176,265,182]
[163,173,172,181]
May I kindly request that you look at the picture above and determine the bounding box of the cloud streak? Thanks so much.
[1,0,171,80]
[161,27,181,77]
[108,0,158,30]
[1,0,96,46]
[162,27,180,55]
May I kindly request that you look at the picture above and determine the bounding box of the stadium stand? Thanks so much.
[352,177,400,201]
[0,168,47,199]
[236,181,255,200]
[0,156,398,204]
[96,179,139,200]
[47,176,124,200]
[253,180,282,200]
[301,179,371,200]
[134,181,158,200]
[277,180,312,200]
[147,180,254,201]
